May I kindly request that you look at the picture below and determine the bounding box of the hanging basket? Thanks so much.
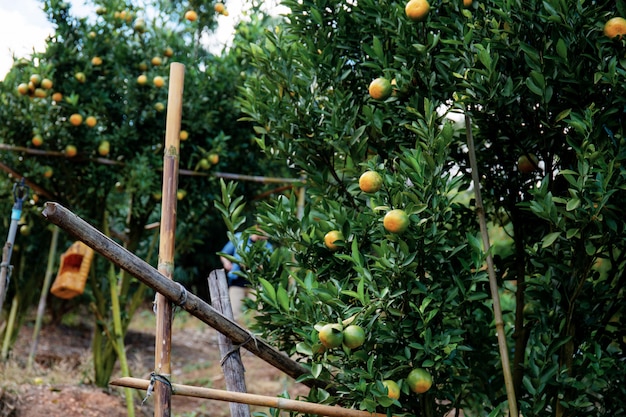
[50,241,94,299]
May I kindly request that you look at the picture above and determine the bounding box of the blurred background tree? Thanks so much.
[0,0,290,387]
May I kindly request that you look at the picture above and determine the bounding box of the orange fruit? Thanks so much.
[368,77,392,101]
[85,116,97,128]
[32,135,43,147]
[41,78,53,89]
[406,368,433,394]
[359,170,383,193]
[17,83,29,95]
[324,230,344,251]
[69,113,83,126]
[98,140,110,156]
[604,17,626,40]
[177,189,187,200]
[463,0,473,6]
[342,325,365,349]
[43,167,53,178]
[208,153,219,164]
[75,72,86,83]
[383,209,410,234]
[154,102,165,112]
[382,380,401,400]
[29,74,41,86]
[405,0,430,22]
[222,10,229,16]
[51,92,63,102]
[318,323,343,349]
[91,56,103,66]
[137,74,148,85]
[65,145,78,157]
[164,46,174,57]
[214,2,225,13]
[151,56,163,66]
[179,130,189,140]
[199,158,211,169]
[153,75,165,87]
[185,10,198,21]
[34,88,47,98]
[517,153,539,174]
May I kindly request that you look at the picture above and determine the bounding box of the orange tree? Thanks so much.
[232,0,626,415]
[0,0,286,386]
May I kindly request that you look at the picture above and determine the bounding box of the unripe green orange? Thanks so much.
[383,209,409,234]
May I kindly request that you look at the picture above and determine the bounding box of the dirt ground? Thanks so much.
[0,307,310,417]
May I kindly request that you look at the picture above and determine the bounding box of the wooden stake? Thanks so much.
[465,114,519,416]
[208,269,250,417]
[154,62,185,417]
[111,377,389,417]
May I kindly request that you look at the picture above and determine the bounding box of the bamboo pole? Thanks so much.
[41,202,325,390]
[464,114,518,416]
[154,61,185,417]
[111,377,388,417]
[27,226,60,370]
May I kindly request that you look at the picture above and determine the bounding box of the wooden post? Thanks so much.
[208,269,250,417]
[154,62,185,417]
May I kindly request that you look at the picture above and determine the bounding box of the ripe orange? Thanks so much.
[52,92,63,102]
[41,78,53,89]
[383,209,410,234]
[34,88,47,98]
[17,83,29,95]
[359,170,383,193]
[214,2,225,13]
[604,17,626,40]
[406,368,433,394]
[382,380,401,400]
[185,10,198,21]
[91,56,103,66]
[517,153,538,174]
[153,75,165,88]
[137,74,148,85]
[463,0,472,6]
[324,230,344,251]
[43,167,53,178]
[368,77,392,101]
[32,135,43,147]
[179,130,189,141]
[69,113,83,126]
[405,0,430,22]
[151,56,163,66]
[164,46,174,57]
[65,145,78,157]
[85,116,97,128]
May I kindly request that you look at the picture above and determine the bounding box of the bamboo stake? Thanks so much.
[27,226,60,370]
[464,114,518,416]
[154,62,185,417]
[111,377,388,417]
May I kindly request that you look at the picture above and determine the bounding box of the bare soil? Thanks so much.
[0,308,309,417]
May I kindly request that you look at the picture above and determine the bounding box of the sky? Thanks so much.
[0,0,269,81]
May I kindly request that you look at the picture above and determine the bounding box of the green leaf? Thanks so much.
[554,108,571,123]
[259,278,277,304]
[566,198,580,211]
[542,232,561,248]
[277,285,290,312]
[556,38,567,60]
[526,76,543,96]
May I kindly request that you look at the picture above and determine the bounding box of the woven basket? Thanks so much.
[50,241,95,299]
